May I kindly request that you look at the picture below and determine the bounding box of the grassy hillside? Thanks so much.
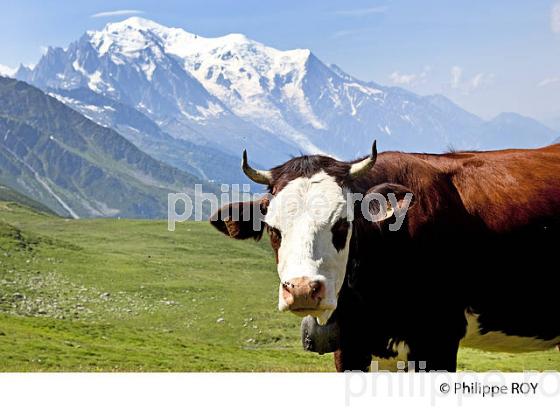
[0,202,558,371]
[0,184,56,215]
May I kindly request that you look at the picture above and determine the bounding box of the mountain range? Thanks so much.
[1,17,559,219]
[13,17,557,168]
[0,76,214,218]
[44,86,260,187]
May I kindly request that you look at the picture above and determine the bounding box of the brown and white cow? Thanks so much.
[210,142,560,371]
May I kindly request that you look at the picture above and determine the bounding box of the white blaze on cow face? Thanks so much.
[264,171,352,325]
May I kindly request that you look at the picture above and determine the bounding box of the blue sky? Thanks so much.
[1,0,559,124]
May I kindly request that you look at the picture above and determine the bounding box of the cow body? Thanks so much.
[211,143,560,371]
[334,144,560,371]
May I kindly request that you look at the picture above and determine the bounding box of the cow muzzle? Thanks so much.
[280,276,325,313]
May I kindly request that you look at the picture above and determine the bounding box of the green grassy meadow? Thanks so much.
[0,201,558,371]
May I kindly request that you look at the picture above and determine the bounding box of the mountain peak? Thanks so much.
[103,16,170,32]
[488,112,553,128]
[86,18,310,61]
[491,112,530,122]
[117,16,161,26]
[87,18,174,57]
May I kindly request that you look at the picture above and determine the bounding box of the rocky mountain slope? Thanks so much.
[0,77,213,218]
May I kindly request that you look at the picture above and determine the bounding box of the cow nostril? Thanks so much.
[282,281,293,291]
[309,281,323,300]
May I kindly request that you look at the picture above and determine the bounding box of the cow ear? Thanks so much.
[209,201,264,240]
[364,183,415,223]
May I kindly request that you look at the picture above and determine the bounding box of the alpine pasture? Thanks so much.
[0,201,558,371]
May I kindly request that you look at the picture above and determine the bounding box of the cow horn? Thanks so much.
[241,150,272,185]
[349,140,377,179]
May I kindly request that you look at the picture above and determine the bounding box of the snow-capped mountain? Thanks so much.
[0,64,16,78]
[16,18,300,166]
[15,17,558,169]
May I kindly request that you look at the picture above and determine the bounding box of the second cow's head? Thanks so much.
[210,142,414,325]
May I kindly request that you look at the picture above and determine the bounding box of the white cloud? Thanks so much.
[389,66,431,87]
[470,73,485,89]
[552,3,560,33]
[91,9,144,18]
[0,64,16,77]
[449,66,493,94]
[470,73,493,90]
[450,66,463,88]
[331,27,373,39]
[537,77,560,87]
[335,6,388,17]
[389,72,417,85]
[331,6,388,38]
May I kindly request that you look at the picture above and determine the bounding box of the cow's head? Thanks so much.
[210,142,412,324]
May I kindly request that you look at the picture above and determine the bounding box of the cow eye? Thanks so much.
[331,218,350,252]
